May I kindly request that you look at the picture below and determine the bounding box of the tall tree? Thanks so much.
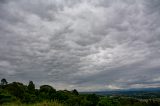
[1,78,8,85]
[72,89,79,95]
[27,81,35,93]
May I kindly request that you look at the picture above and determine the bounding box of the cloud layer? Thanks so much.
[0,0,160,91]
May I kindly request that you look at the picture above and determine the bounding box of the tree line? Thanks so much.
[0,78,160,106]
[0,78,99,106]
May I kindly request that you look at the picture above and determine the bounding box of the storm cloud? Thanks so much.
[0,0,160,91]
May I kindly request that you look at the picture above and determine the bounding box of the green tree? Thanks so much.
[97,97,120,106]
[72,89,79,95]
[39,85,56,101]
[27,81,35,93]
[1,78,8,85]
[5,82,26,100]
[86,94,99,106]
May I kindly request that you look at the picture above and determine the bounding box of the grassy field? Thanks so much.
[1,101,65,106]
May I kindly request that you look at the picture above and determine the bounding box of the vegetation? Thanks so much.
[2,101,64,106]
[0,78,160,106]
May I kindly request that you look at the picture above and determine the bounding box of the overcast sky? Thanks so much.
[0,0,160,91]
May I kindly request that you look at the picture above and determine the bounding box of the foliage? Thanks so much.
[39,85,56,101]
[1,101,64,106]
[72,89,79,96]
[27,81,35,94]
[1,78,8,85]
[0,89,16,104]
[4,82,26,99]
[1,78,160,106]
[86,94,100,106]
[97,97,120,106]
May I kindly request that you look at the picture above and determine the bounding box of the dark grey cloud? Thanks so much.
[0,0,160,91]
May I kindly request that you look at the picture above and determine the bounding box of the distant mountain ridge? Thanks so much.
[81,87,160,96]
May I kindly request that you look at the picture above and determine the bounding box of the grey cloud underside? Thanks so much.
[0,0,160,91]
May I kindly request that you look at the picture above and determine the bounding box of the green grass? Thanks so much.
[1,101,65,106]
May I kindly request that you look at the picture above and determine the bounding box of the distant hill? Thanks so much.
[81,87,160,99]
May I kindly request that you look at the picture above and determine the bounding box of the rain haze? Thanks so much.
[0,0,160,91]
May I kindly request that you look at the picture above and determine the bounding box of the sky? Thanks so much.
[0,0,160,91]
